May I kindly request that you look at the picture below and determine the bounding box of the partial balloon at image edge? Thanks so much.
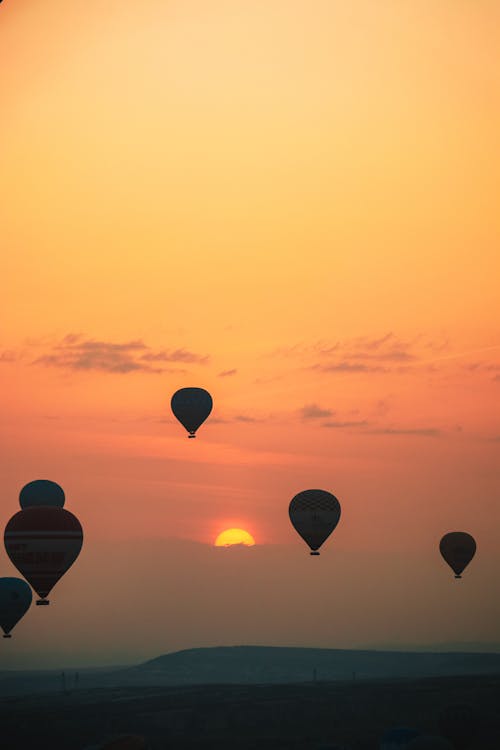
[0,577,33,638]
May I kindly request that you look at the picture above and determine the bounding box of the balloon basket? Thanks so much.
[310,551,320,556]
[3,634,12,639]
[188,434,196,439]
[36,599,50,606]
[454,575,462,579]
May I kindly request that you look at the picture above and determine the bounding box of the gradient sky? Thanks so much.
[1,0,499,668]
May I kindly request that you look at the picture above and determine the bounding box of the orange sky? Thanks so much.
[1,0,499,667]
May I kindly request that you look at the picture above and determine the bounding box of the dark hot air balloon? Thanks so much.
[4,507,83,605]
[19,479,65,509]
[289,489,341,555]
[0,577,32,638]
[171,387,213,438]
[439,532,476,578]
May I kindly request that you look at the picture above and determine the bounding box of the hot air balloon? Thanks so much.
[0,577,32,638]
[19,479,65,509]
[439,532,476,579]
[438,705,479,750]
[4,507,83,605]
[171,387,213,438]
[289,489,341,555]
[380,728,421,750]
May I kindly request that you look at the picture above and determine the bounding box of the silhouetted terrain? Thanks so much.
[1,674,499,749]
[2,645,500,696]
[133,646,500,684]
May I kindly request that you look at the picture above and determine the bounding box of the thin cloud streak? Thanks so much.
[32,334,208,374]
[366,427,441,437]
[299,404,335,419]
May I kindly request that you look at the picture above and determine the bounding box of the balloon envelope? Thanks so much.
[289,489,341,554]
[0,577,32,638]
[19,479,65,509]
[4,507,83,605]
[171,387,213,437]
[439,532,476,578]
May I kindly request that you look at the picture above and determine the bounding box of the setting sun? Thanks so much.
[214,529,256,547]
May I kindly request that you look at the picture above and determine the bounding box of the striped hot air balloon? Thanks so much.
[4,507,83,605]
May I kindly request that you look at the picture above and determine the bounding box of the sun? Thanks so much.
[214,528,256,547]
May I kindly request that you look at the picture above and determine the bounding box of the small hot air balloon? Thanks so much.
[289,489,341,555]
[439,532,476,579]
[19,479,65,509]
[0,577,32,638]
[171,387,213,438]
[4,507,83,605]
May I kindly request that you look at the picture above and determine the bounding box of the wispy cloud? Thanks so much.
[272,332,422,375]
[322,420,370,429]
[141,349,209,364]
[367,427,441,437]
[33,334,208,375]
[312,361,387,373]
[218,368,238,377]
[0,350,18,363]
[299,403,335,419]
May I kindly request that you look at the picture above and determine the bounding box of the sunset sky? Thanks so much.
[1,0,499,668]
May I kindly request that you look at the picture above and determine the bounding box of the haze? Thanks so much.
[1,0,499,669]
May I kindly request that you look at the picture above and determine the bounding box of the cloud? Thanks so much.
[141,349,209,364]
[312,361,387,373]
[322,420,370,429]
[270,333,439,375]
[367,427,441,437]
[299,403,334,419]
[218,369,238,377]
[234,415,258,423]
[0,350,18,363]
[33,334,208,375]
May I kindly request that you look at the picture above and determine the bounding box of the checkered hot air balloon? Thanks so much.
[289,489,341,555]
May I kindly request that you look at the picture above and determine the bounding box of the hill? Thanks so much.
[2,645,500,697]
[130,645,500,685]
